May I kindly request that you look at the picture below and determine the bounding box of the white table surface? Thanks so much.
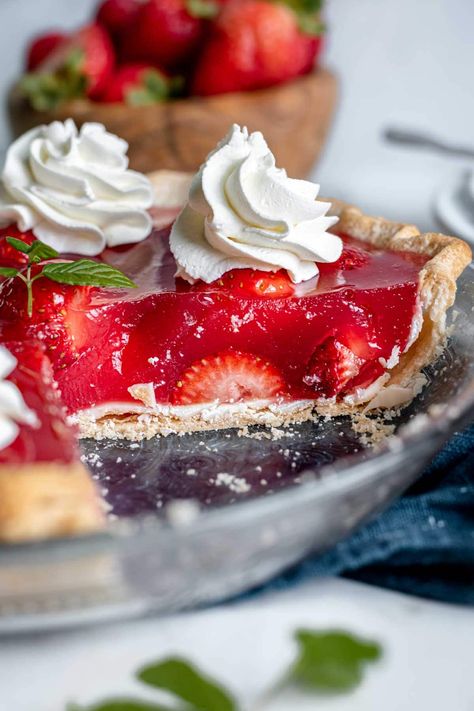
[1,0,473,708]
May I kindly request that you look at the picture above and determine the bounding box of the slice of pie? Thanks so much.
[0,120,470,541]
[0,341,104,541]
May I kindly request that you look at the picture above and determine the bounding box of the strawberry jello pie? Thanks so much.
[0,119,470,539]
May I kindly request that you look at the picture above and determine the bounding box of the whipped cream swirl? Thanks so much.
[0,346,39,450]
[170,124,341,284]
[0,120,154,255]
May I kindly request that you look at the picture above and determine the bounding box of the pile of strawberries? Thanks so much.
[21,0,324,109]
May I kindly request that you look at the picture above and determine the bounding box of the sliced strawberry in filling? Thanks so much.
[303,337,365,398]
[171,350,285,405]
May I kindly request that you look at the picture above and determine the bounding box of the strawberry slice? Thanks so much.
[171,350,285,405]
[0,265,91,370]
[304,337,364,398]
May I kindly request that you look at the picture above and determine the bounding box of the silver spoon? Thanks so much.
[384,127,474,160]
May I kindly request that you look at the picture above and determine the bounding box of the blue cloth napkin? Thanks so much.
[257,424,474,605]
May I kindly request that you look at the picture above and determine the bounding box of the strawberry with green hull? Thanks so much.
[192,0,323,96]
[21,23,115,109]
[102,63,182,104]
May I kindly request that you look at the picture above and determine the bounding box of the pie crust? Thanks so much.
[0,462,104,542]
[76,171,471,439]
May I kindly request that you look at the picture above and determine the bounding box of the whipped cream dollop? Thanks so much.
[0,346,39,450]
[0,119,154,255]
[170,124,341,284]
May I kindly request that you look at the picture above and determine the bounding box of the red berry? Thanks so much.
[120,0,204,69]
[186,268,295,298]
[37,23,115,101]
[96,0,142,39]
[26,31,66,71]
[0,226,35,269]
[171,350,285,405]
[303,337,364,398]
[101,63,172,104]
[192,0,320,96]
[334,246,370,271]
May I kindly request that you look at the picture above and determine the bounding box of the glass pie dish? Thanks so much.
[0,262,473,635]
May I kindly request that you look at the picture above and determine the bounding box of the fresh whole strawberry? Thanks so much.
[192,0,323,96]
[101,62,182,104]
[171,350,285,404]
[120,0,217,69]
[96,0,142,40]
[21,23,115,109]
[303,337,364,398]
[26,31,66,71]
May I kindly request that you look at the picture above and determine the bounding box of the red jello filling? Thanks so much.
[0,227,429,414]
[0,341,78,464]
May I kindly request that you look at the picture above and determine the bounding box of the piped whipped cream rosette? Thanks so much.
[0,119,154,255]
[0,346,38,450]
[170,124,341,284]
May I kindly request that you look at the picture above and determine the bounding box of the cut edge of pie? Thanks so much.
[73,171,472,441]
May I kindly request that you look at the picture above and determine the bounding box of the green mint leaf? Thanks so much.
[137,657,238,711]
[186,0,219,19]
[28,239,59,264]
[67,699,176,711]
[289,629,382,693]
[6,237,32,254]
[42,260,136,289]
[0,267,19,277]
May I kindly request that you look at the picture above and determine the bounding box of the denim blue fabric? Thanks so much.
[257,424,474,604]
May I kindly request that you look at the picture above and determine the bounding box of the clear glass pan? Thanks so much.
[1,265,473,635]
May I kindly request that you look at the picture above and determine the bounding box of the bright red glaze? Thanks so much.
[0,227,428,413]
[0,341,78,465]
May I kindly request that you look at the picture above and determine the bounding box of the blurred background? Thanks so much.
[1,0,473,233]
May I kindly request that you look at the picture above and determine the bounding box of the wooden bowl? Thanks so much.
[8,69,337,178]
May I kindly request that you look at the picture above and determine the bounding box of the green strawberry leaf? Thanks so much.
[0,267,19,278]
[289,629,382,692]
[186,0,220,19]
[66,699,176,711]
[28,239,59,264]
[137,657,238,711]
[20,48,87,111]
[5,237,32,254]
[42,260,136,289]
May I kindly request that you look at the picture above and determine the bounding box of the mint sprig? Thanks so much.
[68,628,382,711]
[0,236,136,318]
